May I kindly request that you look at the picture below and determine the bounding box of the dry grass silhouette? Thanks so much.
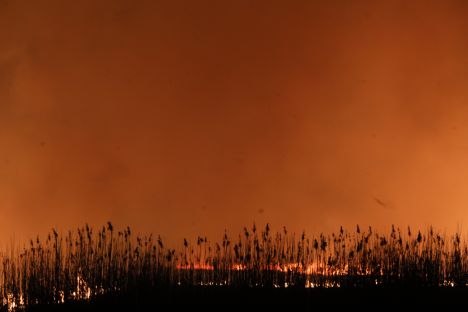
[1,223,467,309]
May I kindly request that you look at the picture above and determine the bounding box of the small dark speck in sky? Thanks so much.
[373,197,391,210]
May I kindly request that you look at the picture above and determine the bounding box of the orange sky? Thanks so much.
[1,0,468,245]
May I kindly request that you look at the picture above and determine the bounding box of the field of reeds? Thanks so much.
[1,223,468,310]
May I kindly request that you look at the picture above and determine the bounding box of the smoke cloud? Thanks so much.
[1,0,468,244]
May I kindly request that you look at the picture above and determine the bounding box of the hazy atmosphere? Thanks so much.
[1,0,468,244]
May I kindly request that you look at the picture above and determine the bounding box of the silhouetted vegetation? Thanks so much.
[1,223,468,310]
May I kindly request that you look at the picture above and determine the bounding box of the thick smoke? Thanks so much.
[0,0,468,244]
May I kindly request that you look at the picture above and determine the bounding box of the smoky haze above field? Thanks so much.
[1,0,468,244]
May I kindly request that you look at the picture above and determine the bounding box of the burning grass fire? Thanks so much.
[1,223,468,310]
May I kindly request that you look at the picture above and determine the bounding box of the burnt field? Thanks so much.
[24,287,468,311]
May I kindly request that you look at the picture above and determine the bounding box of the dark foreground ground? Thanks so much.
[24,287,468,311]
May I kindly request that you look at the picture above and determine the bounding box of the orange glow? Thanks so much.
[1,0,468,244]
[177,262,357,276]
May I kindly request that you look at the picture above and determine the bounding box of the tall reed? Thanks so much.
[1,223,467,310]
